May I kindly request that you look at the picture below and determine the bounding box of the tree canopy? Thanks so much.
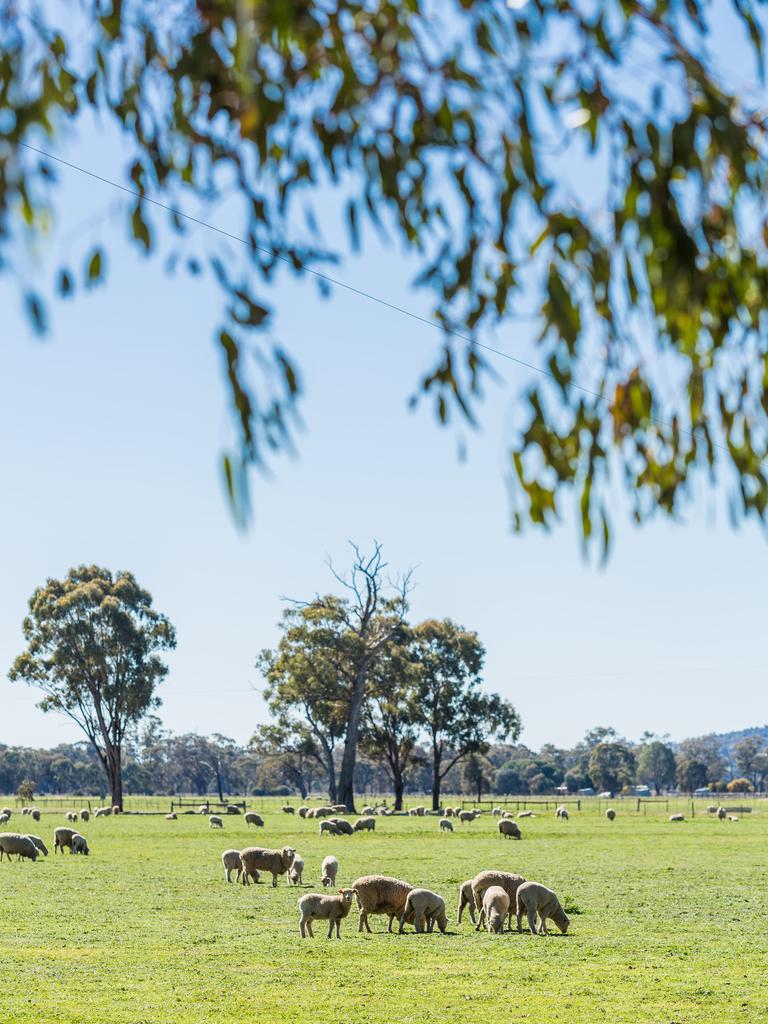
[4,1,768,548]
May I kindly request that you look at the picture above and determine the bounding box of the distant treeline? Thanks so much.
[3,721,767,800]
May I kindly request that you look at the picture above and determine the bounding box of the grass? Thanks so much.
[1,800,766,1023]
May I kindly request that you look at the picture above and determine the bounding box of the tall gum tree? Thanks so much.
[9,565,176,810]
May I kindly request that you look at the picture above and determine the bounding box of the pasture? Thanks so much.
[1,801,766,1024]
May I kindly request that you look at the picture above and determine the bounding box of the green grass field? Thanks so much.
[1,800,766,1023]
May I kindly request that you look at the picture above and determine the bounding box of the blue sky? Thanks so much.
[2,3,766,752]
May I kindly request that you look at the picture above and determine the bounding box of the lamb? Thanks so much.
[71,833,90,855]
[165,813,177,820]
[80,810,90,823]
[353,816,376,832]
[399,888,448,934]
[0,833,38,862]
[298,888,357,938]
[605,808,616,821]
[289,856,305,885]
[319,820,342,837]
[66,812,78,823]
[444,808,454,817]
[498,819,522,840]
[556,806,569,820]
[351,874,414,933]
[30,809,40,822]
[457,880,477,925]
[321,855,339,887]
[314,806,334,818]
[209,815,223,829]
[669,814,685,822]
[54,827,79,853]
[516,881,569,935]
[282,805,296,815]
[244,812,264,828]
[328,817,354,835]
[239,846,296,887]
[472,870,527,932]
[26,835,48,857]
[221,849,243,883]
[717,807,727,820]
[458,810,476,824]
[439,818,453,832]
[483,886,510,934]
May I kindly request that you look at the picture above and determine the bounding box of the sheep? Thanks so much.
[321,855,339,887]
[221,849,243,883]
[197,805,208,815]
[298,888,357,938]
[458,810,476,824]
[399,888,448,934]
[80,810,90,823]
[165,813,177,820]
[239,846,296,887]
[351,874,414,933]
[112,806,121,815]
[328,817,354,835]
[71,833,90,855]
[457,880,477,925]
[669,814,685,822]
[707,805,718,814]
[472,871,527,932]
[492,807,502,817]
[516,881,569,935]
[717,807,727,820]
[483,886,510,934]
[319,820,342,837]
[0,833,38,862]
[209,815,223,829]
[415,806,426,817]
[0,813,9,826]
[289,856,305,885]
[443,807,454,818]
[353,816,376,832]
[305,808,318,819]
[728,815,740,822]
[244,812,264,828]
[21,807,30,816]
[498,818,522,840]
[605,808,616,821]
[517,810,534,819]
[314,806,334,818]
[226,805,241,815]
[94,807,112,817]
[408,808,418,817]
[361,806,375,816]
[66,812,78,823]
[0,807,11,817]
[439,818,453,832]
[331,804,348,815]
[30,809,40,822]
[282,805,296,815]
[556,806,569,820]
[54,827,79,853]
[298,807,309,818]
[26,835,48,857]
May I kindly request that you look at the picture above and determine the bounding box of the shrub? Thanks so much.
[726,778,752,793]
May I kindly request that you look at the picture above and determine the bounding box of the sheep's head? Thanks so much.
[282,846,296,865]
[555,909,570,934]
[338,888,356,905]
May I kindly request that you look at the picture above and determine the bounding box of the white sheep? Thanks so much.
[165,813,177,820]
[472,871,527,932]
[556,806,569,820]
[516,881,569,935]
[483,885,510,934]
[221,849,244,883]
[331,804,348,814]
[0,807,11,817]
[353,816,375,832]
[298,807,309,818]
[492,807,502,816]
[517,810,534,818]
[319,820,341,837]
[112,806,121,815]
[728,815,740,822]
[717,807,727,820]
[458,810,476,824]
[605,808,616,821]
[298,888,357,938]
[71,833,90,855]
[457,879,477,925]
[0,813,9,826]
[26,834,48,857]
[498,818,522,840]
[0,832,38,862]
[439,818,453,832]
[289,856,305,885]
[80,810,90,822]
[399,888,447,934]
[30,809,40,822]
[361,806,375,816]
[669,814,685,822]
[239,846,296,887]
[321,855,339,888]
[244,812,264,828]
[444,808,454,818]
[209,815,224,829]
[94,807,112,817]
[66,811,78,823]
[54,826,79,853]
[351,875,414,933]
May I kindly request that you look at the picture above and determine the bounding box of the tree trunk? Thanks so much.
[476,777,483,803]
[337,666,368,814]
[392,767,404,811]
[214,764,224,803]
[107,745,123,810]
[431,746,442,811]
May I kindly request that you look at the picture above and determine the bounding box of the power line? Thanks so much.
[17,139,728,452]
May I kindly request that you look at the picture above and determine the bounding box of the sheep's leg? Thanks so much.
[358,911,370,933]
[300,916,307,938]
[475,908,486,931]
[516,909,523,933]
[457,899,464,925]
[539,915,548,935]
[387,914,395,933]
[398,911,408,934]
[526,908,538,935]
[306,917,314,938]
[468,902,476,925]
[271,873,278,888]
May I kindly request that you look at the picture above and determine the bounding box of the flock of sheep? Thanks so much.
[0,803,120,862]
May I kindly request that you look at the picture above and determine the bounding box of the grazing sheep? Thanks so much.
[226,805,241,815]
[54,827,79,853]
[197,805,208,815]
[221,849,243,883]
[319,820,342,837]
[112,806,121,815]
[26,835,48,857]
[282,805,296,815]
[0,813,9,826]
[458,810,476,824]
[399,888,448,934]
[289,856,305,885]
[444,808,454,818]
[30,809,40,822]
[717,807,727,820]
[244,812,264,828]
[21,807,30,816]
[209,815,224,829]
[328,817,354,835]
[314,806,334,818]
[0,833,38,862]
[299,888,357,938]
[361,806,375,816]
[71,833,90,855]
[298,807,308,818]
[352,874,414,933]
[66,812,78,823]
[728,815,740,822]
[669,814,685,822]
[239,846,296,887]
[439,818,453,832]
[457,880,477,925]
[80,810,90,823]
[353,816,376,832]
[408,808,418,817]
[331,804,348,815]
[492,807,502,817]
[0,808,11,817]
[321,855,339,887]
[94,807,112,817]
[498,818,522,840]
[483,886,510,934]
[305,808,318,819]
[501,811,514,819]
[165,813,177,820]
[517,810,534,818]
[472,871,527,932]
[516,881,569,935]
[605,808,616,821]
[556,806,569,820]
